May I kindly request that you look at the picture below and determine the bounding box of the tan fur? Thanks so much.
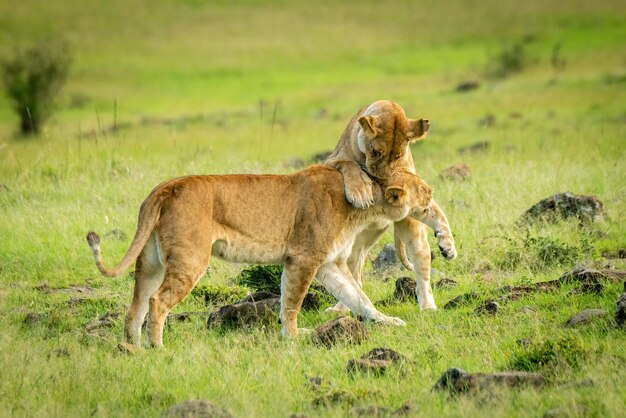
[325,100,456,311]
[87,166,440,348]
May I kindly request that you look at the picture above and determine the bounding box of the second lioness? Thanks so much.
[87,166,442,348]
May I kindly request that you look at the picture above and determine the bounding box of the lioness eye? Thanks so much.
[371,149,381,158]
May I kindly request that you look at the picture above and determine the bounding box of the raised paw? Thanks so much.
[435,231,457,260]
[345,171,374,209]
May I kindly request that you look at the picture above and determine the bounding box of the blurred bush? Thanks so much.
[1,41,70,135]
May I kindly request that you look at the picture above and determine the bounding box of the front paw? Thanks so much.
[375,315,406,327]
[435,231,457,260]
[345,172,374,209]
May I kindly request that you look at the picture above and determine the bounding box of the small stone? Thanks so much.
[161,400,233,418]
[475,300,500,315]
[313,316,369,348]
[23,312,44,325]
[443,292,479,309]
[347,358,391,375]
[372,244,400,271]
[361,347,407,364]
[439,163,471,181]
[432,367,470,392]
[350,405,391,416]
[305,376,323,391]
[392,402,415,416]
[477,115,496,127]
[459,141,490,154]
[392,277,416,302]
[455,80,480,92]
[516,339,533,349]
[616,282,626,326]
[312,389,357,407]
[566,309,607,327]
[520,306,536,314]
[310,151,333,164]
[434,278,458,289]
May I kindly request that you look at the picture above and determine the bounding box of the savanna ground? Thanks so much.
[1,1,625,417]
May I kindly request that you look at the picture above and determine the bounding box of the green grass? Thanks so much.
[1,0,625,417]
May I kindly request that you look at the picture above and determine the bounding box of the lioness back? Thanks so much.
[152,165,351,264]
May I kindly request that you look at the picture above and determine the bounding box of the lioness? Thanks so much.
[326,100,457,311]
[86,166,443,347]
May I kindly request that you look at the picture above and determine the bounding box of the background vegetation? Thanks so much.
[0,0,624,417]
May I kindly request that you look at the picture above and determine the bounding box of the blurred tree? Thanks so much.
[1,41,70,136]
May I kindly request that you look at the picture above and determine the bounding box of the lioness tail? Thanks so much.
[86,192,162,277]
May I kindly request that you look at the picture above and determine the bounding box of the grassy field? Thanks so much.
[1,0,625,417]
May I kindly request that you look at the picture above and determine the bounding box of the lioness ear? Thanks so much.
[358,115,378,136]
[406,118,430,143]
[385,186,406,207]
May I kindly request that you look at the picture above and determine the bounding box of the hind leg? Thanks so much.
[147,262,207,348]
[124,233,165,346]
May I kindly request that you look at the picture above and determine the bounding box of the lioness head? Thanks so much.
[357,100,429,179]
[383,171,433,214]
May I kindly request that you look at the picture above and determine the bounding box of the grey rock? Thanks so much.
[521,192,604,223]
[207,297,279,329]
[161,400,233,418]
[372,244,400,271]
[566,309,607,327]
[433,367,470,392]
[433,368,546,394]
[475,300,500,315]
[313,316,369,348]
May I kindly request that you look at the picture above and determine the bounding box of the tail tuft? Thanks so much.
[86,231,100,248]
